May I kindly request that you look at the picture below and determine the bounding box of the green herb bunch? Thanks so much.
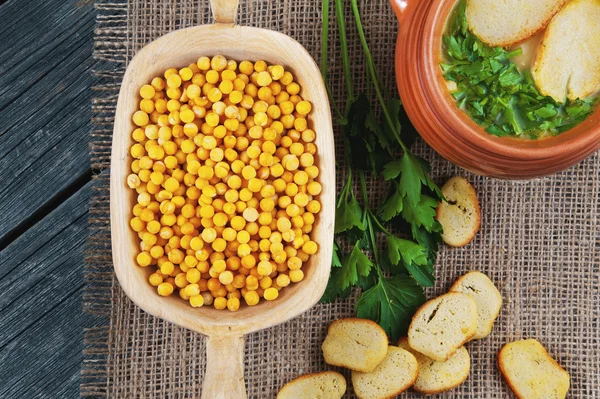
[319,0,444,341]
[442,0,596,138]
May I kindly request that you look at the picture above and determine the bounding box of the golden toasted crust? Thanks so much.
[466,0,568,47]
[531,0,600,101]
[498,339,570,399]
[449,271,503,339]
[398,337,470,394]
[277,371,347,399]
[408,292,478,362]
[351,346,418,399]
[321,318,389,373]
[436,176,481,247]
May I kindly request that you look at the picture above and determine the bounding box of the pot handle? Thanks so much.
[201,334,247,399]
[210,0,240,24]
[389,0,416,25]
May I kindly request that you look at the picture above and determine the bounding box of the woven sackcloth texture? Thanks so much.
[81,0,600,397]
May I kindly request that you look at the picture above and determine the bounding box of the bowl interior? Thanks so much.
[110,24,335,336]
[426,0,600,161]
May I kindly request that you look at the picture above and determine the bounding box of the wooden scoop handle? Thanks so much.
[210,0,240,24]
[201,334,247,399]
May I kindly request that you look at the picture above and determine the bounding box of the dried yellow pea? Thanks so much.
[127,55,321,310]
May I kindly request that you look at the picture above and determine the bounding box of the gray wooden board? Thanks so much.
[0,293,100,399]
[0,181,103,399]
[0,181,90,342]
[0,0,100,397]
[0,0,96,244]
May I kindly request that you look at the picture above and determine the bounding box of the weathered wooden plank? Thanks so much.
[0,0,95,108]
[0,84,92,244]
[0,0,100,397]
[0,291,101,399]
[0,181,95,398]
[0,36,94,150]
[0,182,91,342]
[0,0,95,244]
[0,181,90,280]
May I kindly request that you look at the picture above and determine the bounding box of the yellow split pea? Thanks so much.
[127,55,322,311]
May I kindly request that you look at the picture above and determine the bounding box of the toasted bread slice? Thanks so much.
[466,0,568,47]
[408,292,478,362]
[436,176,481,247]
[532,0,600,101]
[498,339,570,399]
[398,337,470,394]
[351,346,418,399]
[449,271,502,339]
[321,318,388,373]
[277,371,347,399]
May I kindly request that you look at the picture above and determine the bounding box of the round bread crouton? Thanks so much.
[321,318,388,373]
[408,292,478,362]
[351,346,418,399]
[498,339,570,399]
[398,337,471,394]
[277,371,346,399]
[436,176,480,247]
[531,0,600,102]
[449,271,502,339]
[466,0,568,47]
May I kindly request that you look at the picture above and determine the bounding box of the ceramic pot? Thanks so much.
[391,0,600,179]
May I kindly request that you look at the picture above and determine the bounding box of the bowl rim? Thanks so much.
[110,23,335,337]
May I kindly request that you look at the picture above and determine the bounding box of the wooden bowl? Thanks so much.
[391,0,600,179]
[109,1,335,397]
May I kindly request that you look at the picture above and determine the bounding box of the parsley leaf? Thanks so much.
[332,241,343,268]
[321,266,351,303]
[344,94,391,172]
[404,261,435,287]
[401,194,440,233]
[335,191,364,234]
[321,242,351,303]
[356,275,426,340]
[339,243,374,290]
[357,270,378,291]
[386,234,434,286]
[411,223,443,268]
[387,235,428,267]
[383,152,441,207]
[378,185,403,221]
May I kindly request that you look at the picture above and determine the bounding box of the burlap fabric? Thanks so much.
[81,0,600,397]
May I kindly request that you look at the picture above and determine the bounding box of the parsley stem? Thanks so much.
[321,0,344,121]
[337,168,353,208]
[359,170,382,268]
[368,208,394,236]
[321,0,329,82]
[349,0,408,153]
[326,84,345,121]
[335,0,354,107]
[358,170,369,208]
[366,215,382,271]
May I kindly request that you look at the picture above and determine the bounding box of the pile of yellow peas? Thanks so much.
[127,55,321,311]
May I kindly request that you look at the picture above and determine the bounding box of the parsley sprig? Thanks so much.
[442,0,596,139]
[320,0,444,341]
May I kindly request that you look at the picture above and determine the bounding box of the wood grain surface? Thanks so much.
[0,0,100,398]
[0,0,94,245]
